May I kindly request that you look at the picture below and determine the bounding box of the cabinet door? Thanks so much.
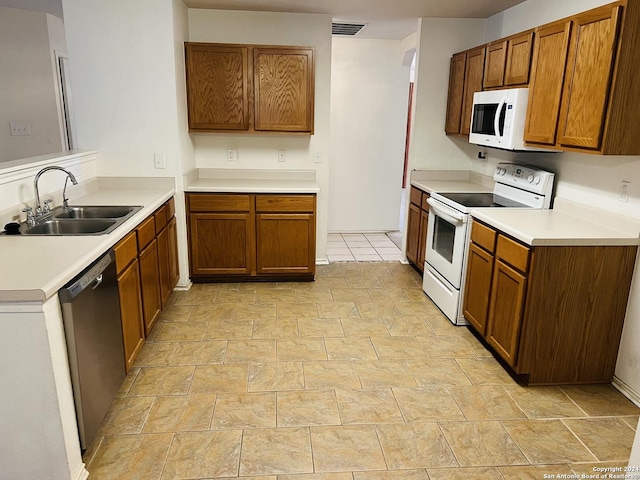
[185,44,249,131]
[416,209,429,271]
[256,213,315,275]
[461,47,486,135]
[504,31,534,85]
[253,47,314,132]
[157,227,172,307]
[483,41,507,88]
[189,213,255,276]
[118,259,144,372]
[138,239,162,337]
[463,243,494,336]
[557,5,622,150]
[523,21,572,145]
[486,259,527,367]
[406,203,422,266]
[167,216,179,289]
[445,52,466,134]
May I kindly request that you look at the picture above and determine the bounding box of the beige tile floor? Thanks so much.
[85,263,640,479]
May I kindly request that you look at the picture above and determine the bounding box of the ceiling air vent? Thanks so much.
[332,22,367,36]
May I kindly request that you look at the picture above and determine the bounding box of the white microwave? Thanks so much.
[469,88,542,151]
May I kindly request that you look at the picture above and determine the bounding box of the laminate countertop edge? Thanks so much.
[471,207,640,247]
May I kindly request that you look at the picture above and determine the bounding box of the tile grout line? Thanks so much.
[559,418,601,463]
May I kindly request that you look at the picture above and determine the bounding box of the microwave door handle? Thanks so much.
[494,98,506,139]
[427,198,467,225]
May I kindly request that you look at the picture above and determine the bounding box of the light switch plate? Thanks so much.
[10,121,31,136]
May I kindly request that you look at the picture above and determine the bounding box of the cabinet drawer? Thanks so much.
[255,195,314,213]
[496,234,530,273]
[166,197,175,219]
[154,204,168,234]
[409,187,422,206]
[471,221,497,254]
[188,194,251,212]
[115,231,138,275]
[421,192,430,211]
[136,215,156,251]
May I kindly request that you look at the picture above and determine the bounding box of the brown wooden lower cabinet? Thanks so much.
[463,219,637,385]
[138,238,162,336]
[462,242,494,336]
[406,186,429,272]
[189,212,255,276]
[256,213,315,275]
[114,232,145,373]
[168,217,179,288]
[186,192,316,281]
[113,196,179,370]
[406,203,421,266]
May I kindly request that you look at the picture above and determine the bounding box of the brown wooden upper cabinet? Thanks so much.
[504,31,534,86]
[525,0,640,154]
[185,44,249,131]
[460,47,486,135]
[484,31,534,89]
[445,47,485,135]
[523,20,572,146]
[444,52,467,134]
[253,47,315,132]
[185,43,315,134]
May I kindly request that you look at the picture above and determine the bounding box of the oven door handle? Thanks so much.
[427,198,467,225]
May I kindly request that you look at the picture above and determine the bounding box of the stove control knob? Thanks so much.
[528,174,534,183]
[497,167,506,175]
[534,176,541,185]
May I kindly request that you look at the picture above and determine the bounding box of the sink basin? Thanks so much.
[54,205,141,219]
[22,219,118,236]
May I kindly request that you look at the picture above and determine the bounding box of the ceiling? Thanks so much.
[183,0,526,38]
[0,0,526,39]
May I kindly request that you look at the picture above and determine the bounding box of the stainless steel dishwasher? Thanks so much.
[59,250,126,451]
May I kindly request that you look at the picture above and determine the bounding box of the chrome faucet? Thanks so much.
[33,166,78,218]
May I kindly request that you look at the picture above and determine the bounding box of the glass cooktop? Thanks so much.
[436,192,529,208]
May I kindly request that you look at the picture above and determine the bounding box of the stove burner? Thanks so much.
[436,192,529,208]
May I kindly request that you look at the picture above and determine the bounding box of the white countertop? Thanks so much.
[184,168,320,193]
[410,169,494,194]
[0,177,175,302]
[471,198,640,247]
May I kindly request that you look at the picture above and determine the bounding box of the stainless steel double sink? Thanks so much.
[21,205,142,235]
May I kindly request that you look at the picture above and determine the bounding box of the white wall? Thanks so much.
[329,37,410,233]
[408,17,486,172]
[0,7,65,163]
[481,0,640,407]
[187,9,332,261]
[61,0,195,287]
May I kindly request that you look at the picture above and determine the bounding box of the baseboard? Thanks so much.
[174,279,193,291]
[73,464,89,480]
[613,375,640,408]
[316,257,329,265]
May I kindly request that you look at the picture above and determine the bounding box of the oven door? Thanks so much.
[425,198,469,289]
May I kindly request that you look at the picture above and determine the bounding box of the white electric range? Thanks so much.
[422,163,555,325]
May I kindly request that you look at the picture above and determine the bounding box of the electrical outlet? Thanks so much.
[477,151,487,167]
[313,150,322,163]
[227,149,238,162]
[278,149,286,162]
[153,153,165,169]
[619,180,630,202]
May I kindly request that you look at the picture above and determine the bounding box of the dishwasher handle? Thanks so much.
[59,251,114,302]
